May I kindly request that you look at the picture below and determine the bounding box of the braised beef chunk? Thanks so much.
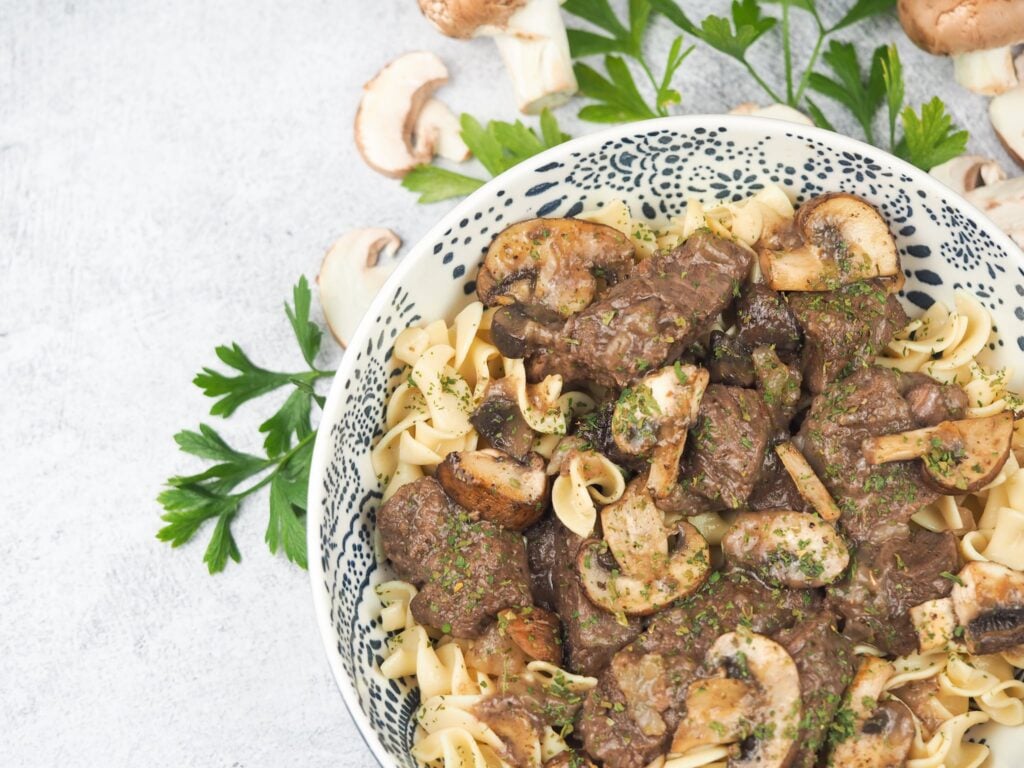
[747,447,811,513]
[788,280,908,393]
[577,650,697,768]
[550,525,641,675]
[410,515,531,637]
[899,371,970,426]
[533,233,752,388]
[524,518,559,610]
[376,477,452,583]
[798,366,937,546]
[707,331,755,386]
[736,282,802,356]
[829,528,959,655]
[680,385,771,509]
[774,613,855,768]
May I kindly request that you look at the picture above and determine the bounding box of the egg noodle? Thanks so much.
[373,190,1024,768]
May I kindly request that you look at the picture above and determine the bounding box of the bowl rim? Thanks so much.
[306,113,1024,768]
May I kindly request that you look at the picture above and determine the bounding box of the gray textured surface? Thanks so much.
[0,1,1008,766]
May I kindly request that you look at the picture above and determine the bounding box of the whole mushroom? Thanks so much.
[417,0,578,114]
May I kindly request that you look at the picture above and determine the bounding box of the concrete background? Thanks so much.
[0,1,1010,766]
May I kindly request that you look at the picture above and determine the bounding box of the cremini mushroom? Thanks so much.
[435,449,548,530]
[929,154,1007,195]
[898,0,1024,55]
[498,606,563,666]
[414,98,471,162]
[611,364,709,499]
[672,631,802,768]
[990,86,1024,168]
[318,227,402,347]
[354,51,451,178]
[577,485,709,616]
[910,596,963,653]
[965,175,1024,247]
[954,46,1019,94]
[477,217,635,317]
[417,0,577,114]
[829,657,915,767]
[757,193,900,292]
[861,411,1013,493]
[728,102,815,125]
[720,510,850,588]
[470,378,536,460]
[952,561,1024,654]
[774,442,843,522]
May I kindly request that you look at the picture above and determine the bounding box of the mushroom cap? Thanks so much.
[418,0,528,38]
[899,0,1024,55]
[435,449,548,530]
[952,561,1024,654]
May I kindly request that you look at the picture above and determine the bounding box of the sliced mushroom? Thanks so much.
[470,378,536,460]
[413,98,471,162]
[354,51,450,178]
[435,449,548,530]
[721,510,850,588]
[954,46,1019,94]
[990,85,1024,167]
[965,175,1024,247]
[910,596,963,653]
[543,753,597,768]
[418,0,577,114]
[672,631,801,768]
[318,228,402,347]
[600,479,670,581]
[861,411,1013,493]
[829,657,915,767]
[952,561,1024,654]
[611,364,710,498]
[476,218,635,317]
[898,0,1024,55]
[577,520,710,616]
[775,442,842,522]
[498,606,563,666]
[758,193,900,292]
[929,154,1007,195]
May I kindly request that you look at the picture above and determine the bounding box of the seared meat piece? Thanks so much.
[752,345,803,433]
[736,282,802,357]
[747,447,812,512]
[707,331,755,386]
[577,650,697,768]
[899,371,970,427]
[376,477,452,583]
[679,385,771,509]
[798,366,938,546]
[788,279,908,393]
[774,613,855,768]
[829,527,960,655]
[530,233,752,388]
[524,517,559,610]
[544,522,641,675]
[572,403,646,472]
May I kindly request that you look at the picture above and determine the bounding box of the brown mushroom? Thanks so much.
[477,217,635,317]
[435,449,548,530]
[929,154,1007,195]
[775,442,843,522]
[414,98,471,163]
[861,411,1013,493]
[599,479,669,581]
[952,561,1024,654]
[990,86,1024,168]
[829,657,915,767]
[417,0,577,114]
[898,0,1024,56]
[498,606,563,666]
[757,193,900,292]
[965,175,1024,247]
[470,378,536,460]
[910,596,963,653]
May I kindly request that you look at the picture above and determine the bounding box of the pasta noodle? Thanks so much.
[550,449,626,537]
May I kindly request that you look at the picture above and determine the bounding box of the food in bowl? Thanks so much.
[366,184,1024,768]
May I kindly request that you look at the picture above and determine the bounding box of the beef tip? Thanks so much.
[525,517,559,610]
[533,233,752,389]
[572,403,646,472]
[471,379,536,460]
[707,331,755,387]
[577,650,698,768]
[747,447,811,513]
[899,371,970,426]
[788,279,908,394]
[829,527,959,655]
[410,512,532,638]
[490,303,564,360]
[774,613,855,768]
[551,525,641,675]
[798,366,938,546]
[736,282,802,357]
[752,345,803,433]
[679,385,771,509]
[376,477,452,583]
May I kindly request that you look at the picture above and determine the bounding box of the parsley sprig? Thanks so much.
[158,277,333,572]
[402,110,570,203]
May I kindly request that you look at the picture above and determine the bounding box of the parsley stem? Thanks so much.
[637,58,664,116]
[742,58,783,104]
[232,429,318,501]
[782,0,793,105]
[794,26,826,104]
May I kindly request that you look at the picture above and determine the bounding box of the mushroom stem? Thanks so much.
[775,442,842,522]
[953,46,1019,95]
[989,85,1024,169]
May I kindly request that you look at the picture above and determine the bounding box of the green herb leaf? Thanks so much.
[691,0,777,60]
[401,166,485,204]
[898,97,969,171]
[259,387,313,457]
[193,343,296,418]
[829,0,896,32]
[567,28,629,58]
[804,98,836,131]
[563,0,630,39]
[575,60,658,122]
[807,41,887,142]
[267,473,308,569]
[203,508,242,574]
[285,275,322,368]
[880,43,904,150]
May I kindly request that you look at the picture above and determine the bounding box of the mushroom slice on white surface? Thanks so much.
[414,98,471,162]
[954,46,1019,94]
[990,85,1024,168]
[965,175,1024,247]
[417,0,577,114]
[317,227,402,347]
[929,154,1007,194]
[728,102,815,126]
[354,51,450,178]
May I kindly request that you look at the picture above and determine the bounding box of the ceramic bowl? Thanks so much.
[307,115,1024,768]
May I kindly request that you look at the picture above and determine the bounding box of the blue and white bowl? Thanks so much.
[307,115,1024,768]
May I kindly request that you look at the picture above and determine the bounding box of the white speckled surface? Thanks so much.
[0,1,1011,765]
